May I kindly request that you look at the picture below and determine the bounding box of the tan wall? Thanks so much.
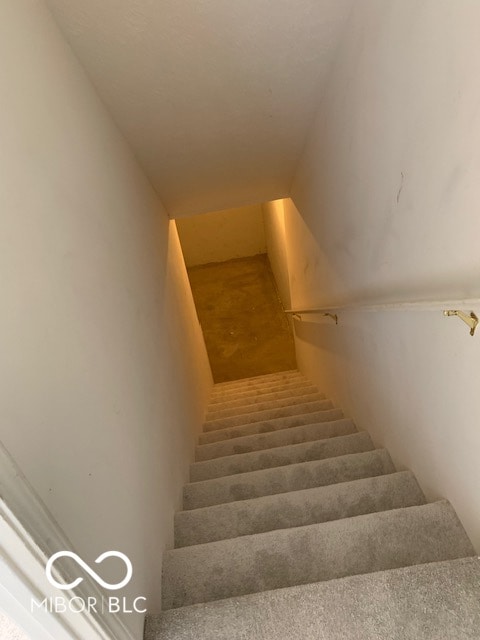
[0,2,212,637]
[262,200,292,308]
[287,0,480,550]
[176,204,266,267]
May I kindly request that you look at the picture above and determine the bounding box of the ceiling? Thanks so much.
[45,0,353,217]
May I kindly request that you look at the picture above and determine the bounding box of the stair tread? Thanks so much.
[184,447,393,509]
[196,418,359,464]
[212,370,301,389]
[146,557,480,639]
[205,399,332,430]
[207,385,320,411]
[175,470,426,547]
[211,375,304,395]
[162,500,475,609]
[201,408,344,442]
[159,368,478,634]
[210,380,316,402]
[206,392,325,421]
[191,429,368,481]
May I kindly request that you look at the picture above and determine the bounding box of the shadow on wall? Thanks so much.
[175,204,268,267]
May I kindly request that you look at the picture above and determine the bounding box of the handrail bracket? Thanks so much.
[324,312,338,325]
[443,310,479,336]
[290,311,338,324]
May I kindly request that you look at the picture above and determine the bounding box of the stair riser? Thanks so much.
[211,376,305,397]
[192,429,367,480]
[204,400,333,431]
[201,408,344,445]
[147,559,480,640]
[201,408,343,443]
[184,447,392,509]
[206,393,325,421]
[196,419,357,462]
[174,471,426,547]
[213,371,301,391]
[207,386,319,412]
[210,380,315,403]
[162,501,475,609]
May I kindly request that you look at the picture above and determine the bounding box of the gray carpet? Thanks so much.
[190,430,372,481]
[204,398,335,431]
[163,500,474,609]
[185,446,392,508]
[196,418,357,462]
[207,384,320,412]
[174,471,426,547]
[147,558,480,639]
[147,371,478,637]
[206,390,325,420]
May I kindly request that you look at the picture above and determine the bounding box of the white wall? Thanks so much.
[287,0,480,550]
[45,0,353,218]
[262,200,292,308]
[0,1,212,638]
[176,204,266,266]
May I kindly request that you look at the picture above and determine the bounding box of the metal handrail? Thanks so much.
[284,298,480,336]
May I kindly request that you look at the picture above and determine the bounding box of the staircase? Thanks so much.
[145,370,480,639]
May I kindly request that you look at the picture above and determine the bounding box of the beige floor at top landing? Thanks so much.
[187,254,296,383]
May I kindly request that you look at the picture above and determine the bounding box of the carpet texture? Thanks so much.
[146,370,478,638]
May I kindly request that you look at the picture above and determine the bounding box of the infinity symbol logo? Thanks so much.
[46,551,133,591]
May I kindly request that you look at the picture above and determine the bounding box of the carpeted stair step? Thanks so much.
[184,447,392,508]
[209,379,315,404]
[213,370,302,390]
[206,391,325,421]
[162,500,475,609]
[211,374,304,397]
[207,385,320,412]
[200,408,343,443]
[204,399,333,431]
[175,470,426,547]
[146,557,480,639]
[192,429,366,480]
[196,418,357,462]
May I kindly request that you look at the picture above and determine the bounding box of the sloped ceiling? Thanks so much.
[45,0,352,217]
